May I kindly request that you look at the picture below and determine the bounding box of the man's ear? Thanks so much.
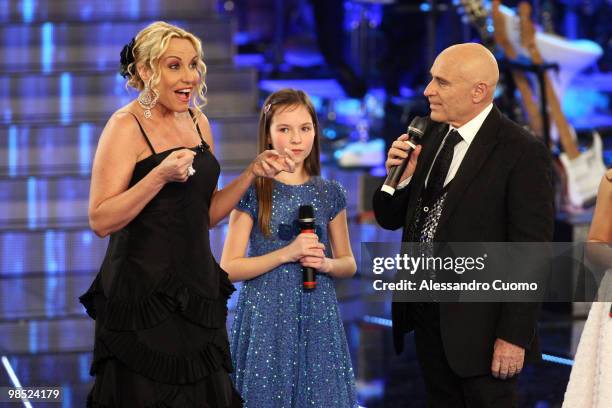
[472,82,488,104]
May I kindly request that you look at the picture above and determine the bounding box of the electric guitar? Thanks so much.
[491,0,543,137]
[499,2,602,102]
[519,2,607,208]
[458,0,541,136]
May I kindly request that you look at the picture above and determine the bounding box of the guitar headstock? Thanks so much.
[458,0,495,49]
[460,0,488,22]
[491,0,517,59]
[518,2,543,64]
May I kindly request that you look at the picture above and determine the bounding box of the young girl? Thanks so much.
[562,169,612,408]
[221,89,358,407]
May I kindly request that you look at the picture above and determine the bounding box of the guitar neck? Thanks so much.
[491,0,543,137]
[540,72,580,158]
[518,2,580,159]
[510,71,544,137]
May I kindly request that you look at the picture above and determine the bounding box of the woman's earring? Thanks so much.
[138,83,158,119]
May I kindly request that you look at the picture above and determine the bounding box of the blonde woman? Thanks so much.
[563,169,612,408]
[79,22,295,407]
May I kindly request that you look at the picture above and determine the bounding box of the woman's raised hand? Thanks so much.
[249,148,296,178]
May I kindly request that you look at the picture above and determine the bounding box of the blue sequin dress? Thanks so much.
[230,177,357,408]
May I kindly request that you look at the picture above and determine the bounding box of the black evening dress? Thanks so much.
[80,112,243,407]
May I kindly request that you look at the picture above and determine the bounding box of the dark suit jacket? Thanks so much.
[372,105,555,377]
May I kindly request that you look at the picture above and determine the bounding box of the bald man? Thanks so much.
[373,43,554,407]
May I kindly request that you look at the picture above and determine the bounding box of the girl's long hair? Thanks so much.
[255,89,321,236]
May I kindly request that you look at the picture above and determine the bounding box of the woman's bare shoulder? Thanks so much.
[100,107,147,150]
[106,105,141,133]
[92,107,152,168]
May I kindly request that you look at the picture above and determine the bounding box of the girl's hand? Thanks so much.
[300,256,332,274]
[156,149,196,183]
[283,233,325,263]
[249,149,296,178]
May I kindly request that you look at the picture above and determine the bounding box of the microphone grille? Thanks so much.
[408,126,425,136]
[407,116,429,140]
[299,205,314,220]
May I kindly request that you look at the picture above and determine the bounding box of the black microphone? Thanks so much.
[381,116,429,195]
[298,205,316,290]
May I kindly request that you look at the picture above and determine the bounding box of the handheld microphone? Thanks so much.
[298,205,316,290]
[381,116,429,195]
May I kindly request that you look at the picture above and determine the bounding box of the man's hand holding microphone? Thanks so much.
[381,117,428,195]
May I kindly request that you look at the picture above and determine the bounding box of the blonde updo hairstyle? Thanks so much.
[123,21,207,113]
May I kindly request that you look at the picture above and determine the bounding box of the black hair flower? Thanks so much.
[119,37,136,78]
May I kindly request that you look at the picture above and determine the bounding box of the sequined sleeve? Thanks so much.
[327,179,347,222]
[236,185,258,219]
